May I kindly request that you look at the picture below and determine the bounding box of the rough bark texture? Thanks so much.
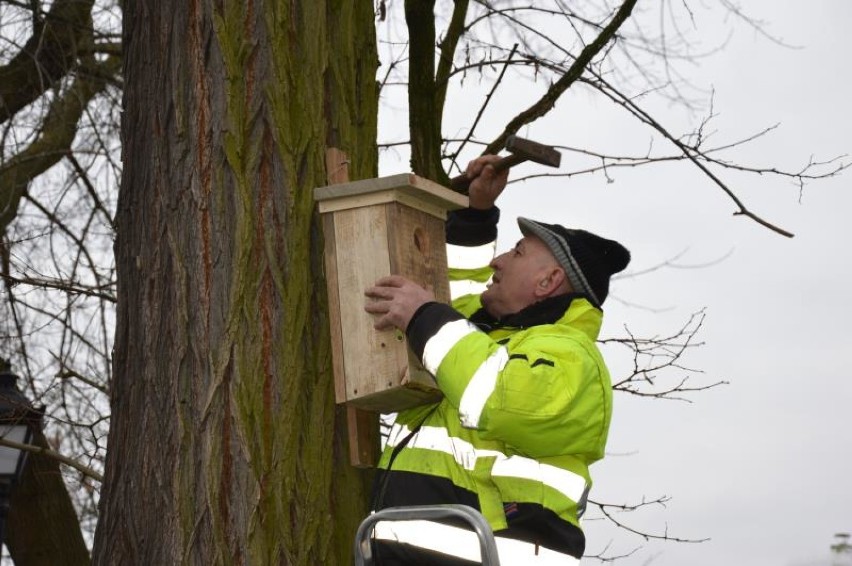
[5,428,90,566]
[93,1,377,564]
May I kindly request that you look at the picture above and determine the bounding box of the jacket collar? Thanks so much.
[469,293,603,340]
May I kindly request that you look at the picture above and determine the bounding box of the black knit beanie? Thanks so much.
[517,217,630,306]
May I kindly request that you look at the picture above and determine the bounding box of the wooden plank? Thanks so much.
[322,214,347,404]
[314,172,469,211]
[317,155,462,460]
[322,147,349,403]
[324,148,349,404]
[317,188,450,220]
[325,147,350,185]
[384,203,446,399]
[317,189,397,215]
[386,202,452,302]
[332,204,408,399]
[324,147,379,468]
[346,406,379,469]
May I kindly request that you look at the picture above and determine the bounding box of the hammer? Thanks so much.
[448,135,562,194]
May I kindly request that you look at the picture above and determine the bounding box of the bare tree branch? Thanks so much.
[0,0,96,123]
[0,435,103,481]
[483,0,638,154]
[603,310,729,401]
[0,272,115,301]
[446,43,518,176]
[582,72,804,237]
[588,496,710,544]
[0,54,121,234]
[435,0,470,115]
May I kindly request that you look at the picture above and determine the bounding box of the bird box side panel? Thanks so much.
[385,203,452,302]
[321,213,348,404]
[385,203,450,396]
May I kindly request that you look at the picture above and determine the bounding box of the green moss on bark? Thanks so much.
[96,2,378,565]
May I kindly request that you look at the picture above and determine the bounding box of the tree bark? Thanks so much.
[93,1,377,564]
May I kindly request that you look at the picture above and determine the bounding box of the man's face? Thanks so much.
[480,235,558,319]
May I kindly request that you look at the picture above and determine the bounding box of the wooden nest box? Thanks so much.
[315,173,468,412]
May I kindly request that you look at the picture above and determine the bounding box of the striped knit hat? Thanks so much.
[517,217,630,306]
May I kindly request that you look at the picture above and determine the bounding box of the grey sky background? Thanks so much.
[571,4,851,564]
[378,2,851,564]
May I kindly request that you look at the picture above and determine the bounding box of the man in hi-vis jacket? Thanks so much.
[364,155,631,565]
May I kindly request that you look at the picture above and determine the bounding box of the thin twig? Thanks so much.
[0,436,103,482]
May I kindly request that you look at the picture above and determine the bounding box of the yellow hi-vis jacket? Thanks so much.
[373,208,614,563]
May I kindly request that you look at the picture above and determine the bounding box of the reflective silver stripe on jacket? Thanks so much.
[458,346,509,428]
[422,319,479,375]
[422,319,508,429]
[491,456,587,507]
[447,242,497,269]
[386,424,587,504]
[450,278,490,300]
[373,519,580,565]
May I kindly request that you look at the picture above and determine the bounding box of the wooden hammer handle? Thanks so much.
[447,153,526,194]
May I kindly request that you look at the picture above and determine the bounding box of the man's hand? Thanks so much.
[365,275,435,331]
[465,154,510,210]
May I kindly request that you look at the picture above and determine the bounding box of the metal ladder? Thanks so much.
[353,504,501,565]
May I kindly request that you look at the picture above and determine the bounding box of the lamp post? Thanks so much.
[0,359,42,554]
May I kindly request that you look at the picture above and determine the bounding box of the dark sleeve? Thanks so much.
[445,207,500,246]
[405,302,466,360]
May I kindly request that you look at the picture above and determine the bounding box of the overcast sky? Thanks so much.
[574,4,852,565]
[378,2,851,564]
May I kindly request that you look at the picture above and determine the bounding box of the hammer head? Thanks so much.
[505,135,562,168]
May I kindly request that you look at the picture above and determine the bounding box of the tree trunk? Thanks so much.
[405,0,447,183]
[93,1,378,564]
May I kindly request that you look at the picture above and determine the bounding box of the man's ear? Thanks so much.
[535,266,568,298]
